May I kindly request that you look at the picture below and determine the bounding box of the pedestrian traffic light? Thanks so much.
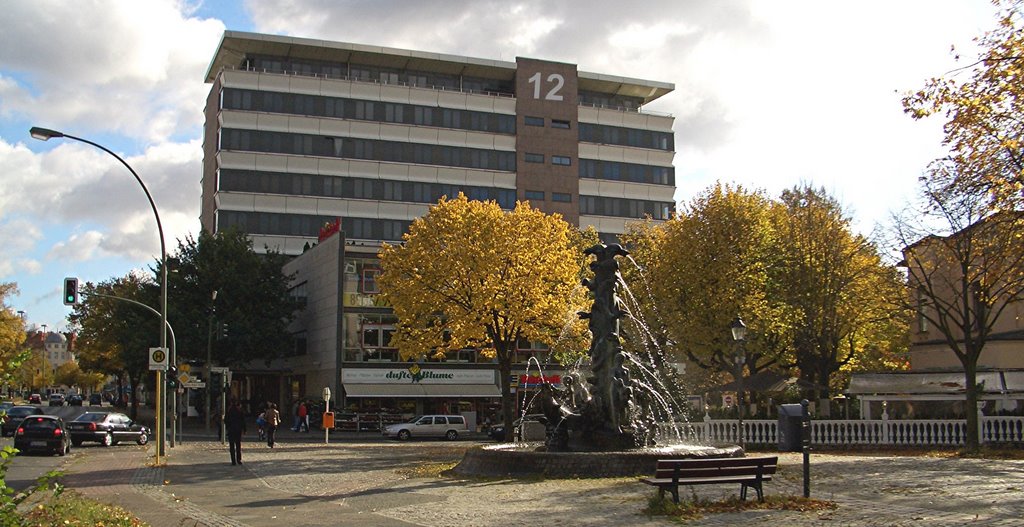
[63,277,79,305]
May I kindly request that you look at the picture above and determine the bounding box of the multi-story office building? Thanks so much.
[201,31,675,249]
[200,31,676,425]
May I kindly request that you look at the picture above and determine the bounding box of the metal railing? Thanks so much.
[684,415,1024,447]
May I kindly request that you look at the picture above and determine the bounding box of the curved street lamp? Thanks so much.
[30,126,169,461]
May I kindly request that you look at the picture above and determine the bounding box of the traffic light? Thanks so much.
[63,277,79,305]
[167,365,178,388]
[220,322,229,339]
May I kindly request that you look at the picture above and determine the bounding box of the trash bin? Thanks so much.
[778,404,804,452]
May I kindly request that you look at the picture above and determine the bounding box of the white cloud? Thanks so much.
[46,231,105,262]
[0,0,224,142]
[0,217,43,277]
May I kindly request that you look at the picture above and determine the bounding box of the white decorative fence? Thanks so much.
[673,416,1024,448]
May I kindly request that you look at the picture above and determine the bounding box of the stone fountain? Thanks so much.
[453,243,742,478]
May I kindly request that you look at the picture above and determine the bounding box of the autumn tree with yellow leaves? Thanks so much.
[378,195,591,440]
[626,183,907,407]
[624,184,790,399]
[903,0,1024,207]
[0,283,32,385]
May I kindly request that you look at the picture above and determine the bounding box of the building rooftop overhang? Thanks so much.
[205,31,673,105]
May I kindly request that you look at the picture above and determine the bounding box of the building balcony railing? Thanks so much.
[216,65,672,117]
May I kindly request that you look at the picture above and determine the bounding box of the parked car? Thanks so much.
[48,393,66,406]
[487,414,547,442]
[66,411,150,447]
[13,415,71,456]
[1,405,47,437]
[382,415,468,441]
[27,394,42,404]
[0,401,13,413]
[67,394,84,406]
[88,394,103,406]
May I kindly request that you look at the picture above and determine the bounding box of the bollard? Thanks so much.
[801,398,810,498]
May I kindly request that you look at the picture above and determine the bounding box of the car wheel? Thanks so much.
[136,432,148,445]
[59,443,67,456]
[101,432,113,447]
[446,430,459,441]
[397,429,411,440]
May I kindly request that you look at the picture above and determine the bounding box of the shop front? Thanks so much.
[340,364,500,431]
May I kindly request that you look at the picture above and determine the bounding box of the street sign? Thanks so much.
[183,381,206,389]
[177,372,191,385]
[149,347,168,371]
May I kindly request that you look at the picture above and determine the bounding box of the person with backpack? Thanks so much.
[264,402,281,448]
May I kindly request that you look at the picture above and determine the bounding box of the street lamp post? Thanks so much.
[730,315,747,449]
[30,127,169,463]
[206,290,217,433]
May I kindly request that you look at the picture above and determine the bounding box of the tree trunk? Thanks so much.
[498,351,515,442]
[963,360,980,452]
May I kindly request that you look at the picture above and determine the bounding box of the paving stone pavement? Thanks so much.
[55,434,1024,527]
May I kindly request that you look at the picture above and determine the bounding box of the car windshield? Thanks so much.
[21,417,57,430]
[74,413,108,422]
[8,407,37,417]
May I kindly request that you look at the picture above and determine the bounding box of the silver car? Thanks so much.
[382,415,468,441]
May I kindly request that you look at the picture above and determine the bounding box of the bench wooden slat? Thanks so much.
[639,456,778,504]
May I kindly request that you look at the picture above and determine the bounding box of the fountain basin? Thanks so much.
[452,442,744,479]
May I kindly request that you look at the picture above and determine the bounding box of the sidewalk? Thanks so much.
[59,430,1024,527]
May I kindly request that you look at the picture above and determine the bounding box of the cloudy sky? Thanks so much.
[0,0,996,332]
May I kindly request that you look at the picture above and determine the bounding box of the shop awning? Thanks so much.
[343,383,501,398]
[847,371,1009,395]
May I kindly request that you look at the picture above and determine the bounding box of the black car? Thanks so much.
[88,394,102,406]
[67,394,84,406]
[487,414,548,442]
[1,405,46,437]
[66,412,150,447]
[13,415,71,456]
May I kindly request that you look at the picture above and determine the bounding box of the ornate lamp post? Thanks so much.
[30,127,168,462]
[730,315,747,448]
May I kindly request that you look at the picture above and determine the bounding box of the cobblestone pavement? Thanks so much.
[56,435,1024,527]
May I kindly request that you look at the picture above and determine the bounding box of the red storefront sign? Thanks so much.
[519,374,561,388]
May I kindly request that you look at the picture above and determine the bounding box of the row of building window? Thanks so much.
[223,88,516,134]
[220,128,517,172]
[244,55,651,114]
[525,153,572,165]
[218,210,411,241]
[524,190,572,203]
[579,195,673,220]
[579,159,674,186]
[524,115,571,129]
[221,87,669,151]
[245,55,516,96]
[218,192,671,241]
[221,128,672,186]
[219,168,518,209]
[578,123,673,151]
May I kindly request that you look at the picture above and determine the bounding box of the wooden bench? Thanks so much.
[639,456,778,503]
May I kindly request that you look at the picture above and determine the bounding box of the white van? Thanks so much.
[382,415,468,440]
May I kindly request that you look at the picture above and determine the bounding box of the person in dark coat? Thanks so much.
[223,399,247,465]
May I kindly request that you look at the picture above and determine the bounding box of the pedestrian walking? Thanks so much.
[265,402,281,448]
[297,400,309,432]
[223,399,246,465]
